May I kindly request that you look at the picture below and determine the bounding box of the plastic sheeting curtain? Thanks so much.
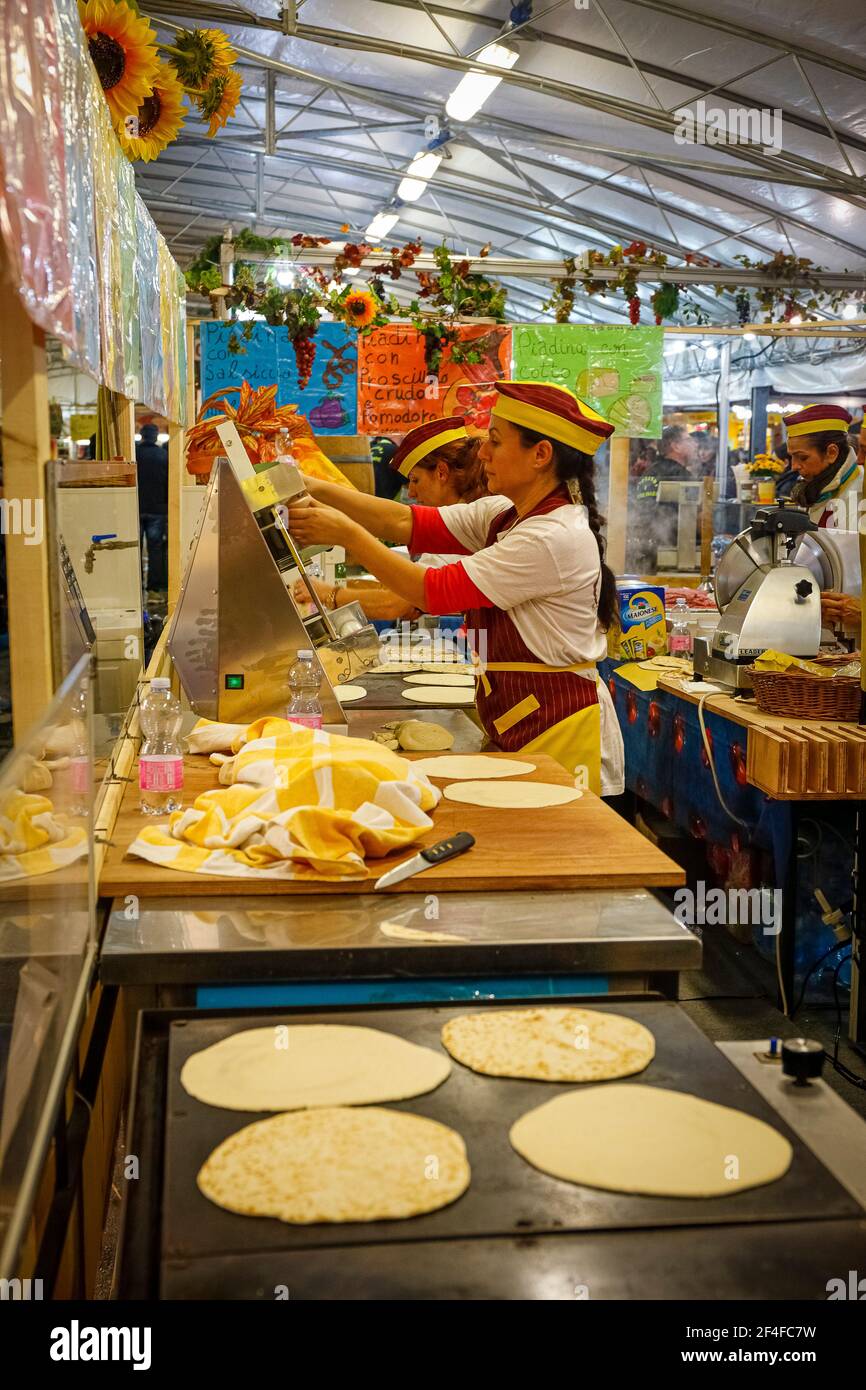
[0,0,186,418]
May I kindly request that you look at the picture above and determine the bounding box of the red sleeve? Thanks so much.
[423,561,494,615]
[410,505,471,557]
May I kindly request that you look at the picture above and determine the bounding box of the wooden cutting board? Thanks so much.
[98,751,684,897]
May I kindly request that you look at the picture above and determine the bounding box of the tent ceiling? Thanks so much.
[137,0,866,323]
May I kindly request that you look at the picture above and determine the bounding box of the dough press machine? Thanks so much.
[168,423,379,725]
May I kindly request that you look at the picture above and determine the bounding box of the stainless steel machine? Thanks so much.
[168,430,379,724]
[694,502,842,690]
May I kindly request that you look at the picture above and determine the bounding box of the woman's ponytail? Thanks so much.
[516,428,618,631]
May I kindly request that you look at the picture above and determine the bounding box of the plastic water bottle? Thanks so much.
[287,649,323,729]
[669,598,693,661]
[139,677,184,814]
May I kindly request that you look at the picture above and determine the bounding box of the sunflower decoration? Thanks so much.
[116,60,185,163]
[196,70,244,138]
[341,289,378,329]
[78,0,160,123]
[163,26,238,87]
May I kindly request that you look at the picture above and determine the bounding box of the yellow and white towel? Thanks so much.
[0,788,88,881]
[129,721,441,881]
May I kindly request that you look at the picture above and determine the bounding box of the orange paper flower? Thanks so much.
[342,289,378,328]
[185,382,312,476]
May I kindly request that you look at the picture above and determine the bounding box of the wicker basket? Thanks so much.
[746,654,861,721]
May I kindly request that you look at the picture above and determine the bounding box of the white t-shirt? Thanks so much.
[437,494,608,666]
[436,494,624,796]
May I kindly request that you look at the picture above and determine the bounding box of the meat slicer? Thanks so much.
[693,503,842,691]
[168,422,379,723]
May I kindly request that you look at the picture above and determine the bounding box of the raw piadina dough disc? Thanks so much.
[421,661,473,673]
[404,672,476,687]
[443,780,582,808]
[333,683,366,702]
[197,1106,470,1224]
[441,1007,655,1082]
[411,755,536,780]
[509,1085,793,1198]
[367,661,422,674]
[402,686,475,705]
[180,1023,450,1111]
[380,920,468,943]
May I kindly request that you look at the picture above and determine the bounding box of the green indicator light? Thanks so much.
[225,674,244,690]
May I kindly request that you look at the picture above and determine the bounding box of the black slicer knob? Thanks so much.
[781,1037,824,1086]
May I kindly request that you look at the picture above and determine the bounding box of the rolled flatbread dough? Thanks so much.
[180,1023,450,1111]
[444,780,582,807]
[333,683,366,702]
[403,686,475,705]
[368,661,422,674]
[411,755,535,780]
[404,672,476,687]
[441,1007,655,1081]
[380,920,468,943]
[510,1085,793,1197]
[421,661,473,673]
[198,1106,470,1224]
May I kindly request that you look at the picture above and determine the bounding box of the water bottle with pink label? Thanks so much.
[286,649,323,729]
[669,598,693,661]
[139,677,184,814]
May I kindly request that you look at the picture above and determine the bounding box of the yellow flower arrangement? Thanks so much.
[746,452,785,475]
[341,289,378,328]
[198,70,243,137]
[116,60,186,163]
[78,0,160,123]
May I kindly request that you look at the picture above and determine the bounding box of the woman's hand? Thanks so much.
[291,575,332,609]
[821,590,861,628]
[285,497,357,548]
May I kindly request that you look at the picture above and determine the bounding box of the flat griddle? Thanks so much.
[142,999,862,1297]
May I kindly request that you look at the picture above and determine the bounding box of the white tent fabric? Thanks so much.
[138,1,866,333]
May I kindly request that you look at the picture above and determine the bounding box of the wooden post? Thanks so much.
[0,266,55,734]
[606,435,630,574]
[167,423,184,608]
[118,395,136,459]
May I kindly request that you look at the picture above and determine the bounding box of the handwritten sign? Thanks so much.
[200,322,358,433]
[357,324,512,435]
[513,325,662,438]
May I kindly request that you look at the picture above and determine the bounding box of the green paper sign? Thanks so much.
[512,325,663,438]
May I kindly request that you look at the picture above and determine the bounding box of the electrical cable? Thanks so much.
[790,938,850,1020]
[696,691,750,827]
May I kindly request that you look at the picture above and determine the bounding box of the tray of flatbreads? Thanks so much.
[146,998,858,1301]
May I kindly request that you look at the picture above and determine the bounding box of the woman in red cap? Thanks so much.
[783,403,862,528]
[289,384,624,795]
[292,417,485,621]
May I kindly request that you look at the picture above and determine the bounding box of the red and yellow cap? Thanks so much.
[784,403,853,439]
[391,416,468,477]
[491,381,614,456]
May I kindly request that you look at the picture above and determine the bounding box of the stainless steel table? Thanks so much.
[99,887,700,999]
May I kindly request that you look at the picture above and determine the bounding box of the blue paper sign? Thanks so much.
[200,321,358,434]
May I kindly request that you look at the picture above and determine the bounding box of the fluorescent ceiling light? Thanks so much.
[276,267,295,287]
[743,331,757,341]
[398,150,443,201]
[365,211,399,240]
[789,314,802,325]
[664,340,686,355]
[704,345,719,361]
[343,266,360,277]
[445,42,518,122]
[843,302,858,319]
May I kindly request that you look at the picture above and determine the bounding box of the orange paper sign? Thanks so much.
[357,324,512,435]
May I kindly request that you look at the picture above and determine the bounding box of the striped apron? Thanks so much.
[465,488,603,793]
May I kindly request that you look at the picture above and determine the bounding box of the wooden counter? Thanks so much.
[98,751,684,898]
[658,675,866,800]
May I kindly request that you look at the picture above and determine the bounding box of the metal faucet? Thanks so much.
[84,533,138,574]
